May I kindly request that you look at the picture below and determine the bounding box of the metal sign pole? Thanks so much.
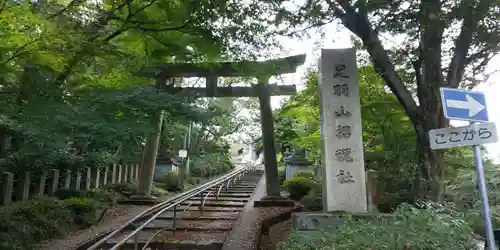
[437,88,496,249]
[472,143,496,249]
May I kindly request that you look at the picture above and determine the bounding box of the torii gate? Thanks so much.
[133,55,306,206]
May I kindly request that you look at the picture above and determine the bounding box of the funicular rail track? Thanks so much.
[75,165,263,250]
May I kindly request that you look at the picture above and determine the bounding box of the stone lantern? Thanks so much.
[284,148,312,180]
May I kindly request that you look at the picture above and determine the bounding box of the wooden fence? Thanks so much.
[0,163,140,205]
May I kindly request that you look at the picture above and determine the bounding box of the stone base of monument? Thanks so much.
[292,212,393,232]
[118,194,160,205]
[254,196,296,207]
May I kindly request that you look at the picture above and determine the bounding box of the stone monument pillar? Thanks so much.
[318,48,367,213]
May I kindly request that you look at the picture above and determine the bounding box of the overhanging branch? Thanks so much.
[445,0,494,88]
[332,0,421,123]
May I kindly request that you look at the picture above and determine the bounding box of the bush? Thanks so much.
[105,183,136,197]
[221,159,235,170]
[159,171,183,192]
[300,179,323,211]
[64,197,103,226]
[284,176,316,201]
[190,165,205,177]
[278,203,477,250]
[54,187,87,200]
[87,189,115,203]
[151,185,169,197]
[0,197,74,250]
[294,171,314,180]
[278,166,286,185]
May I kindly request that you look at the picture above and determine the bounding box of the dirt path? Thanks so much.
[35,204,151,250]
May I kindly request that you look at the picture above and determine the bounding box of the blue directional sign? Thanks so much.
[440,88,489,122]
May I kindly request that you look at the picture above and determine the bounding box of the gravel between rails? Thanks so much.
[35,204,151,250]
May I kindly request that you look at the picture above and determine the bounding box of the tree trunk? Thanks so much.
[413,95,449,202]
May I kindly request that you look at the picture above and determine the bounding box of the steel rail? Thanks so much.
[86,164,256,250]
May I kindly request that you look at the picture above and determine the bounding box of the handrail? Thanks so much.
[86,164,256,250]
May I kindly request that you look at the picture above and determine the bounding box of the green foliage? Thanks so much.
[283,175,317,201]
[87,189,115,203]
[105,183,136,197]
[299,178,323,212]
[54,188,88,200]
[0,0,276,177]
[189,157,234,178]
[445,163,500,236]
[151,185,169,197]
[279,204,476,250]
[0,198,74,250]
[278,166,286,186]
[293,171,314,180]
[159,172,183,192]
[63,197,103,226]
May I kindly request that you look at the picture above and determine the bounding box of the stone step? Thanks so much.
[185,196,249,203]
[209,189,255,193]
[205,193,251,198]
[104,231,229,250]
[180,201,246,207]
[158,211,240,220]
[126,219,234,231]
[174,206,242,212]
[231,184,257,187]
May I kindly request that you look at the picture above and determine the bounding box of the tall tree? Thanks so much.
[270,0,500,200]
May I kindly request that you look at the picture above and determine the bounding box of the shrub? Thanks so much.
[151,185,169,197]
[221,159,235,169]
[64,197,103,226]
[105,183,135,197]
[284,176,317,201]
[278,167,286,185]
[278,203,476,250]
[54,187,87,200]
[0,197,74,250]
[294,171,314,179]
[219,161,232,173]
[159,171,183,192]
[87,189,115,203]
[300,180,323,211]
[190,165,205,177]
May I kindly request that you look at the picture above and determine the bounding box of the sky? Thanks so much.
[267,22,500,162]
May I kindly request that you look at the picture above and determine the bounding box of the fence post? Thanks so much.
[47,169,60,196]
[123,164,129,183]
[18,171,31,201]
[101,166,108,187]
[84,167,91,190]
[74,171,82,190]
[135,164,139,180]
[64,170,72,188]
[1,172,14,205]
[92,167,101,189]
[128,164,134,181]
[117,164,123,184]
[36,171,47,196]
[111,164,117,184]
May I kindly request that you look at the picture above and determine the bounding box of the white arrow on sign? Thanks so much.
[446,94,485,117]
